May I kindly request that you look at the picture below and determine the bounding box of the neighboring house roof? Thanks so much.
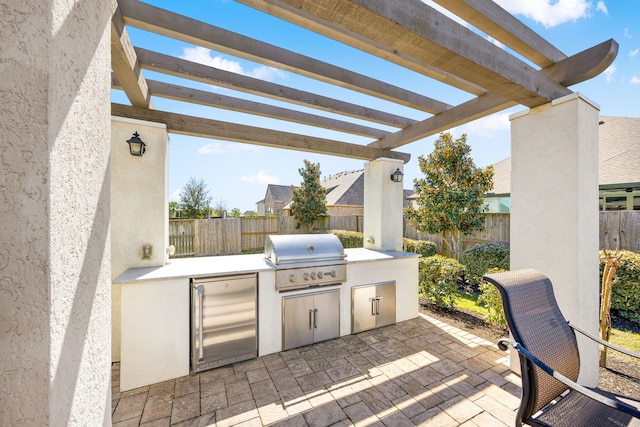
[322,170,364,206]
[489,116,640,195]
[266,184,294,202]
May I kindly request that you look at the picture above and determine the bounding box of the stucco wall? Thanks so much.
[510,93,600,386]
[0,1,112,425]
[363,158,405,251]
[111,118,169,362]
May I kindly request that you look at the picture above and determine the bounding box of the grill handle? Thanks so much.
[197,285,205,361]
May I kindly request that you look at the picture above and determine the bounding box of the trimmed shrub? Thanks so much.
[478,268,507,327]
[419,255,465,310]
[462,243,510,287]
[599,250,640,323]
[328,230,363,248]
[403,238,438,257]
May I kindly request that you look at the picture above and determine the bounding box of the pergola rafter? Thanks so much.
[110,0,617,162]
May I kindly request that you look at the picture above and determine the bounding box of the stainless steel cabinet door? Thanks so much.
[282,290,340,351]
[311,290,340,343]
[351,285,377,333]
[283,294,315,350]
[374,282,396,329]
[351,282,396,333]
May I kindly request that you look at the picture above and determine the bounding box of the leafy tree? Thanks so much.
[179,177,212,218]
[405,132,494,260]
[168,201,181,218]
[212,197,227,217]
[229,208,242,218]
[290,160,327,229]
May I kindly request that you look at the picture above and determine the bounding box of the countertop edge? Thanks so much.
[113,249,420,285]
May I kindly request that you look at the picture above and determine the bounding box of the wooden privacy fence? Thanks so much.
[169,211,639,257]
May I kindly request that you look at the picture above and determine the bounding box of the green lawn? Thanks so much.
[450,290,639,364]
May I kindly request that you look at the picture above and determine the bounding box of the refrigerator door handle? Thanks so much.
[197,284,205,361]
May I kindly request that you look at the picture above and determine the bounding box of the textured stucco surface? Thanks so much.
[110,118,169,362]
[510,93,600,386]
[363,158,405,251]
[0,1,112,425]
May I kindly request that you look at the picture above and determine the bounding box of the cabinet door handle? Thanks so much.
[309,308,314,329]
[369,297,376,315]
[197,285,205,361]
[313,308,319,328]
[375,296,383,315]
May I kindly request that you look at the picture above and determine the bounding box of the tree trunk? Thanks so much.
[599,250,622,368]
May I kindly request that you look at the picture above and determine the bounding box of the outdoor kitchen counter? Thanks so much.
[114,249,419,391]
[112,248,417,284]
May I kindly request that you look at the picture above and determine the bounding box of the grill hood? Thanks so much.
[264,234,346,267]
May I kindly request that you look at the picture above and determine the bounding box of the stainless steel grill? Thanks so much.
[264,234,347,291]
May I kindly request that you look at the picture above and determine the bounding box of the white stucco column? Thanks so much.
[510,93,600,386]
[363,158,405,251]
[0,1,112,425]
[110,118,169,362]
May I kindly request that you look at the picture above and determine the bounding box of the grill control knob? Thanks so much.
[289,274,296,282]
[303,273,310,280]
[310,272,317,280]
[330,270,337,278]
[317,271,324,279]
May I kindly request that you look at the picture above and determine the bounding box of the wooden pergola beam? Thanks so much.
[117,0,451,114]
[110,4,152,108]
[237,0,488,96]
[369,39,618,149]
[135,48,418,129]
[432,0,566,67]
[112,78,390,139]
[111,103,411,163]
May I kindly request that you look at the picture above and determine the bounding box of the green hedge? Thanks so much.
[403,238,438,257]
[599,250,640,323]
[329,230,437,257]
[419,255,465,310]
[462,243,510,286]
[328,230,364,248]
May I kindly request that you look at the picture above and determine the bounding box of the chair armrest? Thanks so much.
[498,338,640,419]
[568,322,640,360]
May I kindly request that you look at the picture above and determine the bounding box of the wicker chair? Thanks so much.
[482,268,640,427]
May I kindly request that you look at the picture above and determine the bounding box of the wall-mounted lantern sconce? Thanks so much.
[390,168,404,183]
[126,131,146,157]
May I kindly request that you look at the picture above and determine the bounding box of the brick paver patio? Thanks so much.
[111,313,521,426]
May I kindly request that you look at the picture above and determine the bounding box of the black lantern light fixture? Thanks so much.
[126,131,146,157]
[390,168,404,183]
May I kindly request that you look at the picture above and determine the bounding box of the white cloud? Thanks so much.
[180,46,288,82]
[630,48,639,58]
[494,0,593,28]
[603,64,616,83]
[170,188,182,202]
[459,112,510,138]
[198,142,262,155]
[631,76,640,85]
[596,1,608,15]
[198,143,224,155]
[241,170,280,185]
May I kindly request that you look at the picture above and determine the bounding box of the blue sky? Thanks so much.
[112,0,640,213]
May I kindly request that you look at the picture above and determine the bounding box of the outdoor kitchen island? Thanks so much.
[113,247,419,391]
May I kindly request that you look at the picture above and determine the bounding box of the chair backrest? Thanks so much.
[483,269,581,418]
